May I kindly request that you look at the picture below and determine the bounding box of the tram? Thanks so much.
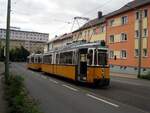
[27,54,42,70]
[27,41,110,86]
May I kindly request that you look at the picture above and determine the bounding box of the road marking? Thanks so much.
[62,84,78,92]
[41,76,47,79]
[49,78,58,84]
[86,94,119,108]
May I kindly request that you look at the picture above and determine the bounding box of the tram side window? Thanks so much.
[35,57,37,63]
[87,50,93,65]
[56,54,59,64]
[43,55,52,64]
[59,53,64,64]
[66,52,73,64]
[38,57,41,63]
[72,51,76,64]
[98,50,108,65]
[31,57,34,63]
[60,52,73,65]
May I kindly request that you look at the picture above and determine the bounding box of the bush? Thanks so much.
[4,75,42,113]
[140,71,150,80]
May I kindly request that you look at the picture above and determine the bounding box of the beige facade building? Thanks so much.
[45,12,106,52]
[73,12,106,42]
[45,33,73,52]
[0,28,49,53]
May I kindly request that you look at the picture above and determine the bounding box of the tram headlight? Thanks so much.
[83,77,87,80]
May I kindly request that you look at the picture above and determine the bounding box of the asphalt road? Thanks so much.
[10,63,150,113]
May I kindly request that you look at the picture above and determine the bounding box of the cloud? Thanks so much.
[0,0,133,39]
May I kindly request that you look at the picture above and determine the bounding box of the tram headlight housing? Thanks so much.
[83,77,87,80]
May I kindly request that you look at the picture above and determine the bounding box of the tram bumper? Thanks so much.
[94,78,110,86]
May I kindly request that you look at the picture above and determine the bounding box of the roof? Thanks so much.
[46,41,107,53]
[0,28,49,35]
[48,33,73,43]
[107,0,150,18]
[73,16,106,33]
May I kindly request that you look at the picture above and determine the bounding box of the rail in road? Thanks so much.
[10,63,150,113]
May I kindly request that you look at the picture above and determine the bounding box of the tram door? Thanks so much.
[77,48,87,81]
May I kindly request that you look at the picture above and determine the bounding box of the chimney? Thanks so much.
[98,11,102,19]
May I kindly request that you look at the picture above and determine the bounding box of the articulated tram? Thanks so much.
[27,41,110,86]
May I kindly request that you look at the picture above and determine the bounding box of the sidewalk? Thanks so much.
[0,62,6,113]
[110,72,137,79]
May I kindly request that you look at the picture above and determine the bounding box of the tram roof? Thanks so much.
[28,54,42,57]
[47,41,108,53]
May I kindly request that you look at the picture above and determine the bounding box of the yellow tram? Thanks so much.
[27,41,110,86]
[27,54,42,70]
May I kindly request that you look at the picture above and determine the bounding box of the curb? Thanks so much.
[110,73,137,79]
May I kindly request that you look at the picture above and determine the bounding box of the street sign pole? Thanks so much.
[5,0,11,82]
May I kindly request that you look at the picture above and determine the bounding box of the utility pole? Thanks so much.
[5,0,11,82]
[138,10,142,78]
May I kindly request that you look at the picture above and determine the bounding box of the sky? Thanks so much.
[0,0,133,40]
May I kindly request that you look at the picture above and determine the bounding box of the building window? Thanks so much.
[93,29,96,35]
[136,11,140,20]
[143,49,148,57]
[121,16,128,25]
[143,9,148,18]
[121,33,127,41]
[120,50,127,59]
[109,19,114,26]
[135,30,139,38]
[84,31,87,37]
[143,29,148,37]
[100,26,104,32]
[80,32,82,37]
[109,35,114,43]
[135,49,139,57]
[109,51,114,58]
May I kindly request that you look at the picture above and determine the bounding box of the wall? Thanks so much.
[73,23,106,42]
[106,5,150,69]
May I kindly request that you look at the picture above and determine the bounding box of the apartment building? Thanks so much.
[106,0,150,74]
[45,33,73,52]
[0,28,49,53]
[73,12,106,42]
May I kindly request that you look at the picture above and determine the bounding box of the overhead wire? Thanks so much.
[8,0,130,38]
[81,0,112,17]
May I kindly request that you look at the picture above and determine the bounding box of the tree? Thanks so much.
[9,46,30,62]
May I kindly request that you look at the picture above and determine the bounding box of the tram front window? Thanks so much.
[93,49,107,66]
[97,50,107,66]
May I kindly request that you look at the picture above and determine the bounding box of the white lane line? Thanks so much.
[41,76,47,79]
[49,78,58,84]
[86,94,119,108]
[62,84,78,92]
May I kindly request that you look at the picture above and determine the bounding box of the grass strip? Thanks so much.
[4,75,43,113]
